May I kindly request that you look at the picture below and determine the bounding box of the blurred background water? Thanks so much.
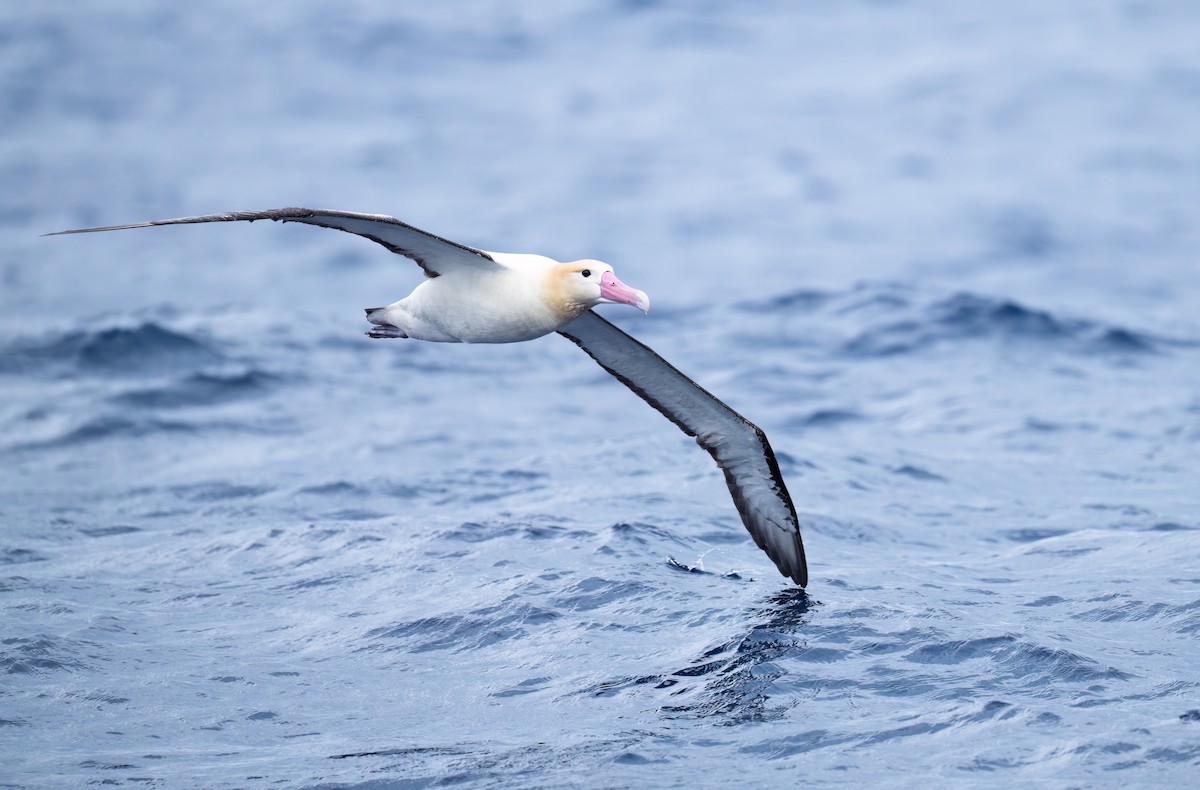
[2,2,1199,787]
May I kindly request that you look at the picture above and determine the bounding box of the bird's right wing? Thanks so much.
[47,207,497,278]
[558,310,807,586]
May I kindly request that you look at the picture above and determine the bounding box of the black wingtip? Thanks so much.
[43,227,110,237]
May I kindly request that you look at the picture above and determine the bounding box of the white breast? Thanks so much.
[388,254,563,343]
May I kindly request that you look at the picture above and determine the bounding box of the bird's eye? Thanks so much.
[581,269,592,278]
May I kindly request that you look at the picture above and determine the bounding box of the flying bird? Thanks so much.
[49,208,808,586]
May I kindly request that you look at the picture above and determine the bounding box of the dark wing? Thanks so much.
[558,310,807,586]
[46,207,496,277]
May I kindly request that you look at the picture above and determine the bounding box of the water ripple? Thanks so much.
[0,322,221,375]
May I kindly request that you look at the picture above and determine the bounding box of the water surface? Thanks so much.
[2,2,1199,787]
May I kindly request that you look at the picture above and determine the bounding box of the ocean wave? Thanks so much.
[12,414,273,450]
[437,516,591,545]
[25,415,198,447]
[842,291,1171,358]
[0,322,222,376]
[904,636,1131,686]
[1,635,93,675]
[362,601,562,654]
[737,284,1183,359]
[111,369,277,408]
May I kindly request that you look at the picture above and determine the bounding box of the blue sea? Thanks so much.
[2,2,1199,787]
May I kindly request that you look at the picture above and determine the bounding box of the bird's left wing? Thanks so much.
[47,207,497,277]
[558,310,807,586]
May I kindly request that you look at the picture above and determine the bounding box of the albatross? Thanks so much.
[49,208,808,586]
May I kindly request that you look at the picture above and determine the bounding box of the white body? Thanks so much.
[377,253,564,343]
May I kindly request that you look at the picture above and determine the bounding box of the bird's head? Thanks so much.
[549,259,650,321]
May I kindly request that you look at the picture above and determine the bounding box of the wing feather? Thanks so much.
[558,310,807,585]
[47,207,496,277]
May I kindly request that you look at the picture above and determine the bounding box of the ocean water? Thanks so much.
[2,2,1199,787]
